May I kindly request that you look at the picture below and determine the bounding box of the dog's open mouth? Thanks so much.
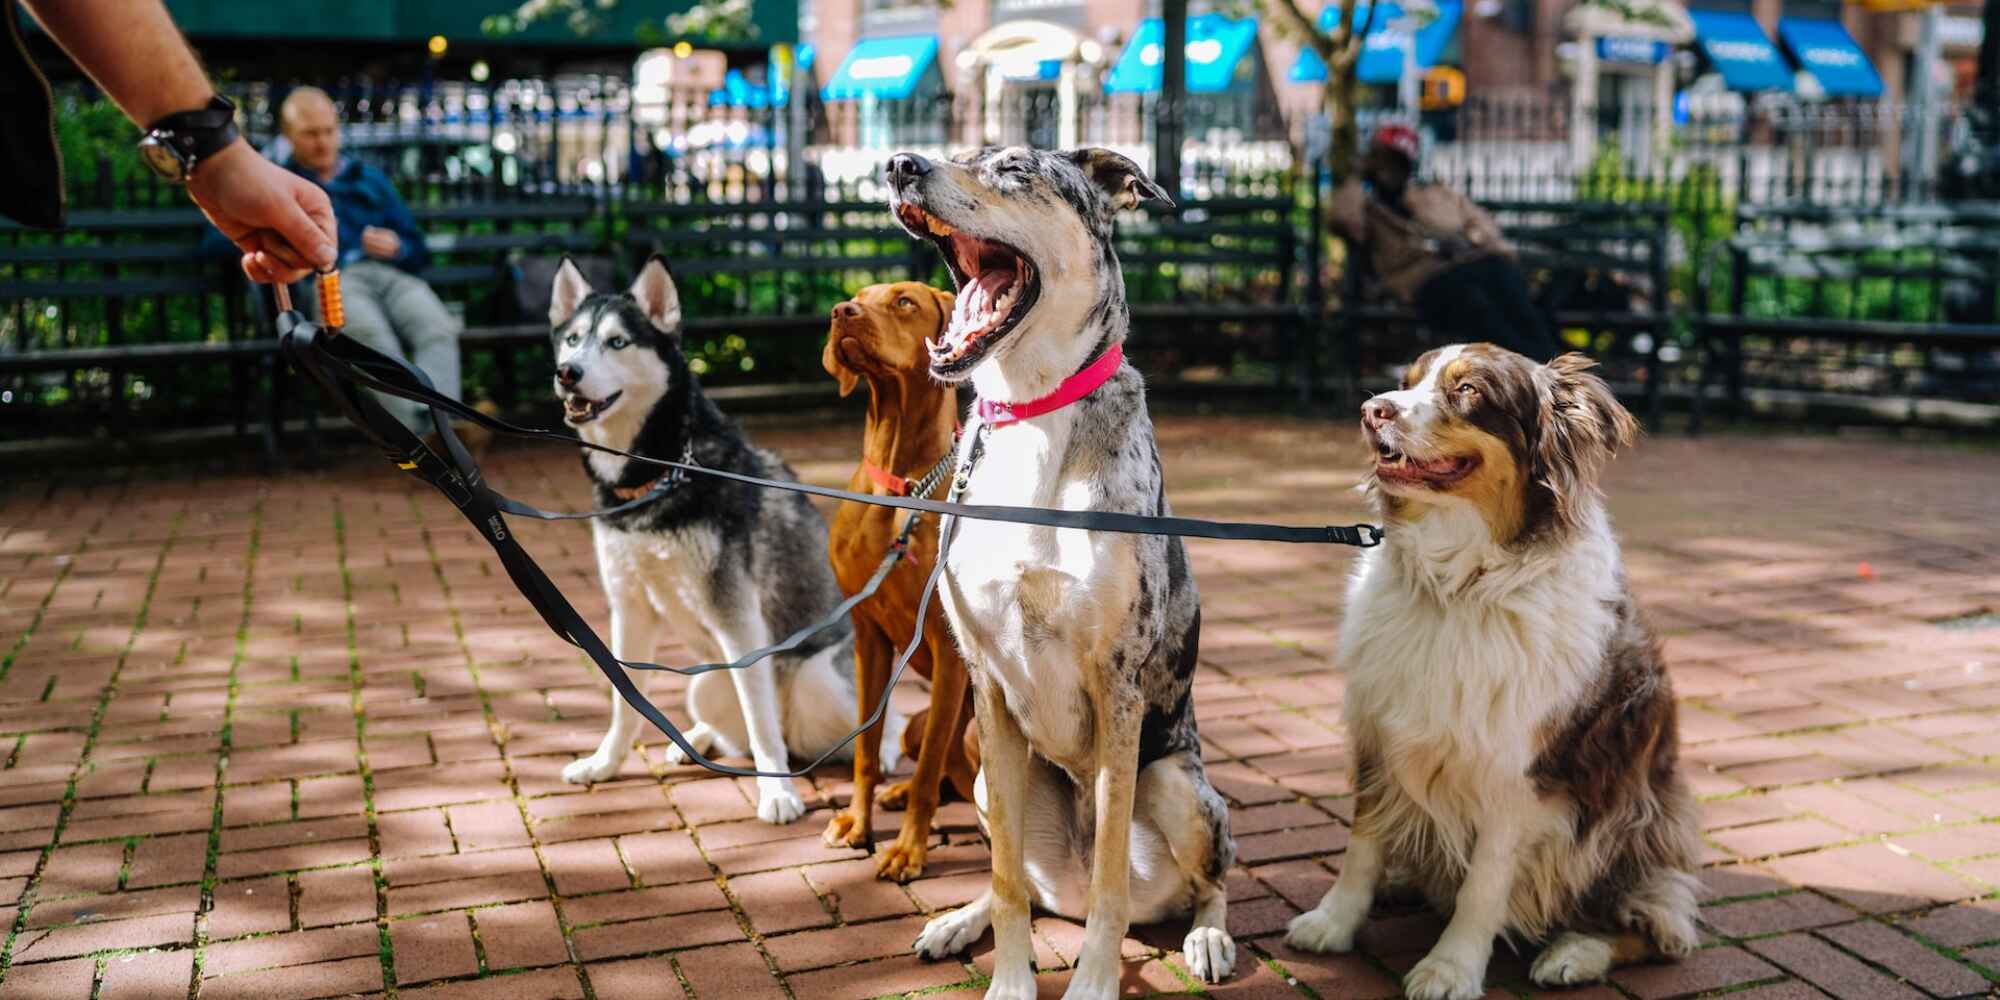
[561,390,621,425]
[894,201,1040,375]
[1373,441,1480,487]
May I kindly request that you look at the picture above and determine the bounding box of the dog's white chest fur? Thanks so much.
[591,520,727,661]
[943,418,1114,767]
[1340,505,1621,849]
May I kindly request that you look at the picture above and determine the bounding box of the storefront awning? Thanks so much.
[1288,2,1463,86]
[822,35,939,102]
[1778,17,1883,98]
[1688,10,1792,93]
[710,69,774,108]
[1103,14,1261,94]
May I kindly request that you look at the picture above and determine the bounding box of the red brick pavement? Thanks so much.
[2,416,1998,999]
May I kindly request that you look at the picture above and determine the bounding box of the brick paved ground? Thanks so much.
[2,416,1998,999]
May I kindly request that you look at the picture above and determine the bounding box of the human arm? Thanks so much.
[19,0,335,282]
[368,171,431,272]
[1455,190,1514,258]
[1329,178,1367,243]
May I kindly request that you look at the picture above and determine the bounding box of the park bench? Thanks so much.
[1334,199,1676,428]
[0,210,274,456]
[1117,196,1307,398]
[1693,200,2000,430]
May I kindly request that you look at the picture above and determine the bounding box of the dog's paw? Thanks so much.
[876,830,927,882]
[661,724,716,767]
[1182,926,1236,983]
[821,808,869,850]
[1530,933,1615,987]
[875,779,913,810]
[1403,953,1486,1000]
[914,906,988,960]
[1285,907,1360,954]
[757,786,806,825]
[561,752,621,785]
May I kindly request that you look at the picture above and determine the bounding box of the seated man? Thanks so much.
[1332,124,1558,361]
[274,87,475,437]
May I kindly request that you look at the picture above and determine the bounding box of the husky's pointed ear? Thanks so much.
[628,255,683,337]
[550,256,593,328]
[1066,147,1175,212]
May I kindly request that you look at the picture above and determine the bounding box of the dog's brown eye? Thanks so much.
[1456,382,1478,397]
[896,296,914,309]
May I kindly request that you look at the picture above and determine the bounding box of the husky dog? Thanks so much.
[548,256,903,824]
[1285,344,1699,999]
[887,148,1236,999]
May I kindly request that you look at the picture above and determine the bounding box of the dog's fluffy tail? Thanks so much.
[784,645,908,771]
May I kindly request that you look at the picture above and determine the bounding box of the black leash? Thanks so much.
[276,294,1383,779]
[292,325,1385,549]
[281,307,968,778]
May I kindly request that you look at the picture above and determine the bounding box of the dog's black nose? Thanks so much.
[1361,397,1399,430]
[887,153,931,183]
[557,363,583,388]
[833,302,864,320]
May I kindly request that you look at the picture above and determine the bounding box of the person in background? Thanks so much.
[3,0,335,283]
[274,87,486,441]
[1333,124,1560,361]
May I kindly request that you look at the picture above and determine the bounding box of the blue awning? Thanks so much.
[1778,17,1882,98]
[822,35,939,102]
[709,69,774,108]
[1689,10,1792,93]
[1103,14,1261,94]
[1288,2,1463,85]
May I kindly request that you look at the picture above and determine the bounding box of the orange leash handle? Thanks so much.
[316,269,345,329]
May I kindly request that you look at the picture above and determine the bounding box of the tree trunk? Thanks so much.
[1326,64,1359,179]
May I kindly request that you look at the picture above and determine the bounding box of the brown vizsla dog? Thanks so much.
[820,281,978,882]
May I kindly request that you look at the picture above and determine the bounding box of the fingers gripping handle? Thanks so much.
[272,269,342,330]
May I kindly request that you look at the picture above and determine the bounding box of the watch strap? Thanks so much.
[147,95,240,165]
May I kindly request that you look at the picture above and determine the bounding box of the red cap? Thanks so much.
[1371,123,1420,162]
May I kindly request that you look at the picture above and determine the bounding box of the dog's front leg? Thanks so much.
[1286,820,1383,953]
[1064,699,1139,1000]
[824,622,893,851]
[564,595,664,784]
[716,622,806,824]
[974,676,1038,1000]
[1403,820,1523,1000]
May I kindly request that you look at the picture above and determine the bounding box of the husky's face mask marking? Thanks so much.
[885,146,1172,380]
[549,256,683,430]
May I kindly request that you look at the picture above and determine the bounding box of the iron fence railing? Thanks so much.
[10,76,1999,455]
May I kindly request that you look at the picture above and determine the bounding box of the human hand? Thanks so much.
[185,140,337,284]
[361,226,402,261]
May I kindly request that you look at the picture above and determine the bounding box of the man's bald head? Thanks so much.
[280,87,341,180]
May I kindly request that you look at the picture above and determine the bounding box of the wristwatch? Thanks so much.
[136,95,240,183]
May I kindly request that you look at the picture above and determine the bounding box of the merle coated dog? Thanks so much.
[548,256,904,824]
[888,148,1237,999]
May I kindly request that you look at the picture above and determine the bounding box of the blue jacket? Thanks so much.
[294,158,431,274]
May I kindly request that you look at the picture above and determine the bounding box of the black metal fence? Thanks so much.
[7,77,1998,456]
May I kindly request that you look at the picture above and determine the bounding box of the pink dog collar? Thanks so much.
[975,343,1124,428]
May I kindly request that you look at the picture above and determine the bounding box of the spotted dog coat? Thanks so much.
[887,147,1236,1000]
[547,256,900,825]
[1285,344,1701,1000]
